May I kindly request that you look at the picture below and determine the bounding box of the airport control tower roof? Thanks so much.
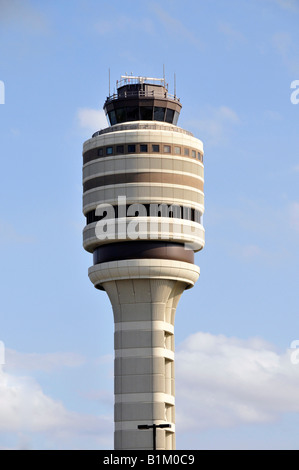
[103,74,182,126]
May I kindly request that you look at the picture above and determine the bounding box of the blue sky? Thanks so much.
[0,0,299,450]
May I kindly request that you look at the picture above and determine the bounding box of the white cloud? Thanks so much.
[272,31,299,75]
[176,332,299,431]
[264,110,283,121]
[0,0,47,32]
[0,366,110,435]
[0,220,35,245]
[0,347,113,449]
[271,0,299,11]
[151,3,203,50]
[0,363,112,449]
[77,108,108,133]
[232,243,265,260]
[189,106,240,146]
[207,198,299,264]
[95,15,154,36]
[5,349,85,372]
[218,22,246,45]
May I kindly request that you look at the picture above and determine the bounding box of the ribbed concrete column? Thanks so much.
[88,259,199,450]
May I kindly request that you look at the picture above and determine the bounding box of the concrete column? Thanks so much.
[88,259,199,450]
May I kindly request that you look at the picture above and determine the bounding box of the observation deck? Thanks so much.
[104,74,182,126]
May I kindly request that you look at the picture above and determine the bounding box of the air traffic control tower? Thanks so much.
[82,74,205,450]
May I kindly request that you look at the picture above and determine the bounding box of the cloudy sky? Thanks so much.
[0,0,299,450]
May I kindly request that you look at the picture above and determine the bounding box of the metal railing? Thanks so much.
[105,89,180,104]
[92,122,193,138]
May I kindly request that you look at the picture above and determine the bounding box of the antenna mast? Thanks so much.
[109,68,111,96]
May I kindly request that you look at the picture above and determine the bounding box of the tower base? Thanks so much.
[88,259,199,450]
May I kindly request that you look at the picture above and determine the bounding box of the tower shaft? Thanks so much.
[89,259,199,449]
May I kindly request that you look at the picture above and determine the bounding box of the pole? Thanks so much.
[109,68,111,96]
[137,423,171,450]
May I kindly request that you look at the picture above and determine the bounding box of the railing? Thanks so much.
[105,89,180,104]
[92,122,193,138]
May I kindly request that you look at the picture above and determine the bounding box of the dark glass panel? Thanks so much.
[173,111,179,125]
[108,110,117,126]
[128,144,136,153]
[140,106,153,120]
[115,107,126,123]
[152,144,160,152]
[154,107,165,121]
[165,108,175,123]
[140,144,148,152]
[126,106,139,121]
[116,145,124,154]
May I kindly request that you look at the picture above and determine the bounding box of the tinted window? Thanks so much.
[173,111,179,125]
[174,146,181,154]
[106,146,113,155]
[108,110,117,126]
[154,107,165,121]
[116,108,126,123]
[128,144,136,153]
[98,148,103,156]
[116,145,124,154]
[192,150,196,158]
[127,107,139,121]
[165,108,175,123]
[164,145,171,153]
[140,144,148,152]
[140,106,153,120]
[184,148,189,156]
[152,144,160,152]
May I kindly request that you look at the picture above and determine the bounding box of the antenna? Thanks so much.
[163,64,165,86]
[109,68,111,96]
[174,72,176,98]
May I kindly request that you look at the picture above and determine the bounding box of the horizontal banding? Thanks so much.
[83,172,203,193]
[88,258,200,290]
[83,142,203,165]
[93,241,194,265]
